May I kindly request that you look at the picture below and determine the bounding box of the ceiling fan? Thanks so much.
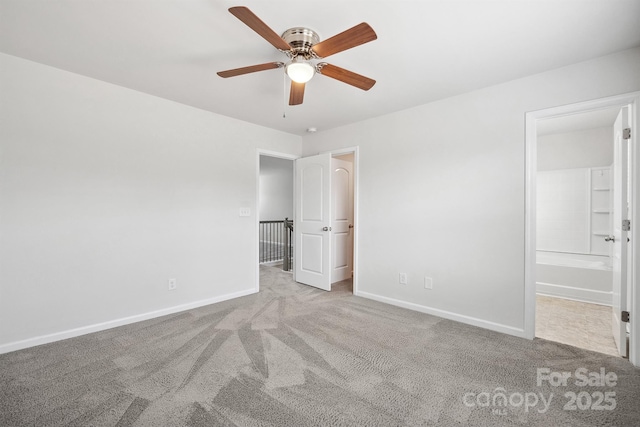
[217,6,377,106]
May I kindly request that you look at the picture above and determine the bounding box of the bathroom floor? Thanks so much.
[536,295,619,357]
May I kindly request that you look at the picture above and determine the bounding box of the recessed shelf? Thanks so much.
[590,167,612,256]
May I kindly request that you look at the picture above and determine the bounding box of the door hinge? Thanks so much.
[623,128,631,140]
[623,219,631,231]
[622,311,630,323]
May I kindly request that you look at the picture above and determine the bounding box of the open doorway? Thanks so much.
[534,107,620,356]
[256,151,297,295]
[258,154,294,270]
[330,152,356,293]
[256,148,358,295]
[525,92,640,366]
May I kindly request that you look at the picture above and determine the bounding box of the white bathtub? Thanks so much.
[537,251,612,270]
[536,251,612,306]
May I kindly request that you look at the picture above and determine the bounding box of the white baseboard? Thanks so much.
[536,282,612,306]
[261,260,283,266]
[0,288,257,355]
[354,291,526,338]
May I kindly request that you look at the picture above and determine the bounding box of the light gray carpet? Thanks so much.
[1,265,639,426]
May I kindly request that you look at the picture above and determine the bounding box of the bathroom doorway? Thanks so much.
[525,92,640,365]
[534,107,620,355]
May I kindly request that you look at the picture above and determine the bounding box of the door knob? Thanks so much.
[605,236,615,242]
[348,224,354,229]
[322,226,331,231]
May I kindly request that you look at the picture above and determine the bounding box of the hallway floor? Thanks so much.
[536,294,619,357]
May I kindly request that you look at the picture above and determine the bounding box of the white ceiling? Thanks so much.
[1,0,639,136]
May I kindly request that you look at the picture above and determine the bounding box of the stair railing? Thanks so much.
[259,218,293,271]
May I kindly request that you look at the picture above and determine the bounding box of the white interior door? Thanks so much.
[611,106,630,357]
[331,158,354,283]
[295,153,332,291]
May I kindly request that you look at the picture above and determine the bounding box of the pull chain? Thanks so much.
[282,72,287,118]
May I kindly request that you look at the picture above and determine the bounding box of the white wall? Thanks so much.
[301,47,640,335]
[536,169,590,254]
[259,156,294,221]
[3,47,639,351]
[537,127,614,255]
[538,127,613,171]
[0,53,301,351]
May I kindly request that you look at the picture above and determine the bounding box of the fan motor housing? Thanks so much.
[281,27,320,58]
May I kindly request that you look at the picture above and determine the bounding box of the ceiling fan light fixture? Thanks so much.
[285,57,315,83]
[219,8,378,105]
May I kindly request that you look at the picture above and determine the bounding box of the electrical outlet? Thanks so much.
[168,278,177,291]
[399,273,408,285]
[239,207,251,217]
[424,277,433,290]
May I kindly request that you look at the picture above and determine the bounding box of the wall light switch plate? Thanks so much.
[424,277,433,290]
[399,273,408,285]
[239,207,251,217]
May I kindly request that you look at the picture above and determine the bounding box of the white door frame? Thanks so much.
[255,147,360,295]
[524,92,640,366]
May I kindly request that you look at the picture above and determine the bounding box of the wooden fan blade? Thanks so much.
[317,63,376,91]
[289,81,305,105]
[217,62,283,78]
[229,6,291,51]
[311,22,377,58]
